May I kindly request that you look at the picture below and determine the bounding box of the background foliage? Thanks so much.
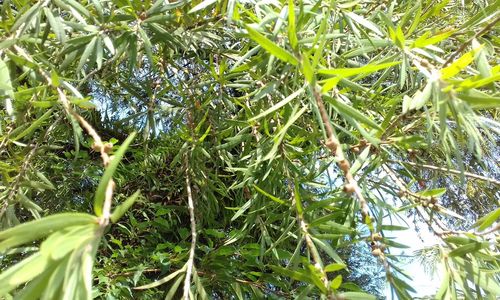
[0,0,499,299]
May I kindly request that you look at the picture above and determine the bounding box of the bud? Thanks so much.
[103,143,113,153]
[339,159,350,173]
[343,183,355,194]
[325,139,336,151]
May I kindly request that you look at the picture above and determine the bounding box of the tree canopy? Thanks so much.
[0,0,499,299]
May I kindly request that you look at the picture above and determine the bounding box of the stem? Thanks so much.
[443,15,500,67]
[13,45,115,226]
[183,156,197,300]
[389,160,500,186]
[312,86,370,223]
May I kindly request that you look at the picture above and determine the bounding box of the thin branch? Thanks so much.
[288,180,332,298]
[389,160,500,186]
[12,45,115,226]
[312,86,370,224]
[0,117,61,219]
[443,15,500,67]
[183,156,197,300]
[382,164,450,236]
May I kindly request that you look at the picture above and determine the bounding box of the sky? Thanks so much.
[384,214,442,299]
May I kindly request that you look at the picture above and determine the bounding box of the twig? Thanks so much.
[12,45,115,226]
[443,15,500,67]
[389,160,500,186]
[382,164,450,236]
[107,268,161,278]
[312,86,370,224]
[183,156,197,300]
[288,180,332,298]
[0,117,61,220]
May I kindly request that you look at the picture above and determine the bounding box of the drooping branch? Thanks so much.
[382,164,450,236]
[443,15,500,67]
[288,180,333,299]
[389,160,500,186]
[13,45,116,226]
[0,117,61,220]
[183,156,197,300]
[312,86,370,224]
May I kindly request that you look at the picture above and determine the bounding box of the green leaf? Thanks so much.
[380,225,408,231]
[301,53,314,83]
[331,274,342,290]
[313,221,354,235]
[188,0,217,14]
[454,258,500,295]
[472,39,492,80]
[441,46,482,79]
[472,207,500,231]
[345,12,383,36]
[318,61,400,77]
[11,3,41,32]
[269,265,314,285]
[436,207,465,220]
[245,25,298,65]
[14,266,53,300]
[110,190,141,223]
[253,185,286,205]
[248,87,304,122]
[94,132,137,216]
[0,57,14,115]
[340,292,377,300]
[0,252,48,295]
[321,77,340,93]
[0,213,97,252]
[12,108,54,141]
[413,30,454,48]
[327,97,382,130]
[40,224,96,260]
[325,263,346,273]
[417,188,446,197]
[448,242,490,257]
[76,36,98,73]
[311,236,344,263]
[44,8,66,42]
[457,90,500,109]
[134,265,186,289]
[138,26,153,64]
[287,0,297,49]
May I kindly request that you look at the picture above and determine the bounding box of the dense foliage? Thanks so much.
[0,0,499,299]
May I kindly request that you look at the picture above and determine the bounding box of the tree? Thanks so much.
[0,0,499,299]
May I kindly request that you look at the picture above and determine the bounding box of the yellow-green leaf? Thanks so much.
[318,61,400,77]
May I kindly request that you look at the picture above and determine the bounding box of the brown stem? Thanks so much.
[312,86,370,223]
[13,45,115,226]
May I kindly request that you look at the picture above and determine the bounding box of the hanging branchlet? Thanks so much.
[183,155,197,300]
[289,181,335,299]
[382,164,450,235]
[182,90,198,300]
[13,45,115,227]
[312,86,371,226]
[389,160,500,186]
